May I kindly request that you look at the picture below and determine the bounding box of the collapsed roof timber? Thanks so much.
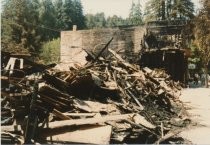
[1,45,190,144]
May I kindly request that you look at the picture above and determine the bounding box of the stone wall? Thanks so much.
[60,26,146,63]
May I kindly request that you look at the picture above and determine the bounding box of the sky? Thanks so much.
[81,0,202,18]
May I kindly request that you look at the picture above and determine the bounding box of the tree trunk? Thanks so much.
[204,65,209,88]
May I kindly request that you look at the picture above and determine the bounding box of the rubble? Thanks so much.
[1,48,189,144]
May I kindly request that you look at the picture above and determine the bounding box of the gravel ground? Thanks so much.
[179,88,210,144]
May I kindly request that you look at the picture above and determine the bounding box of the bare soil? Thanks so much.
[179,88,210,144]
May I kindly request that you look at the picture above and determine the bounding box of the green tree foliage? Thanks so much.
[1,0,41,55]
[39,38,60,64]
[170,0,194,19]
[106,15,129,27]
[144,0,194,21]
[39,0,57,41]
[194,0,210,87]
[1,0,14,51]
[85,13,106,28]
[129,0,143,25]
[54,0,65,29]
[85,1,144,29]
[72,0,85,29]
[62,0,74,30]
[93,13,106,28]
[53,0,85,30]
[1,0,86,57]
[144,0,163,21]
[85,13,131,29]
[85,14,96,29]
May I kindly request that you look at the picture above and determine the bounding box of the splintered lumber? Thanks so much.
[83,101,120,114]
[1,76,10,80]
[22,59,56,75]
[143,67,179,98]
[46,125,112,144]
[52,109,71,120]
[63,113,97,117]
[1,91,30,98]
[1,132,24,144]
[39,85,73,100]
[1,48,188,144]
[154,128,185,144]
[94,37,113,61]
[108,49,138,71]
[46,114,134,130]
[73,99,92,112]
[132,114,156,129]
[39,85,73,107]
[1,51,31,58]
[39,94,69,108]
[42,73,69,93]
[126,89,144,110]
[1,125,22,132]
[108,49,124,62]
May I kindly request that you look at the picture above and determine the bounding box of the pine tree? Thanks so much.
[1,0,14,51]
[166,0,172,18]
[129,1,135,23]
[54,0,65,30]
[93,13,106,28]
[194,0,210,87]
[62,0,74,30]
[1,0,41,55]
[144,0,194,21]
[85,13,106,29]
[85,14,96,29]
[170,0,194,19]
[106,15,126,27]
[144,0,162,21]
[129,0,143,25]
[25,0,41,54]
[39,0,57,41]
[72,0,85,29]
[54,0,86,30]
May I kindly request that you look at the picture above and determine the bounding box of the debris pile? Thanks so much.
[1,48,189,144]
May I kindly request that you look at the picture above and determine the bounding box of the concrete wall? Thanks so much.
[60,26,146,63]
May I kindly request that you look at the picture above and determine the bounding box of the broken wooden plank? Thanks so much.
[1,51,31,58]
[84,101,120,114]
[42,73,69,93]
[108,49,138,71]
[108,48,124,62]
[63,113,97,117]
[1,131,24,144]
[1,91,30,97]
[73,99,92,112]
[132,114,156,129]
[154,128,185,144]
[46,114,134,130]
[40,94,69,108]
[52,109,71,120]
[39,85,74,108]
[39,96,64,110]
[22,59,56,75]
[94,37,113,61]
[126,89,144,111]
[46,125,112,144]
[1,125,22,132]
[39,85,73,99]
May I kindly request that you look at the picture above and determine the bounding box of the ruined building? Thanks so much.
[60,26,145,64]
[60,22,189,83]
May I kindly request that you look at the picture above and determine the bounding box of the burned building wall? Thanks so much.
[60,26,146,64]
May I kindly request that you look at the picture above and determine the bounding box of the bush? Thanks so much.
[39,38,60,64]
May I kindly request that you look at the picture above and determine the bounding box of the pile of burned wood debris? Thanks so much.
[1,48,190,144]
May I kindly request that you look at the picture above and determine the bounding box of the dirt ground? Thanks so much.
[179,88,210,144]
